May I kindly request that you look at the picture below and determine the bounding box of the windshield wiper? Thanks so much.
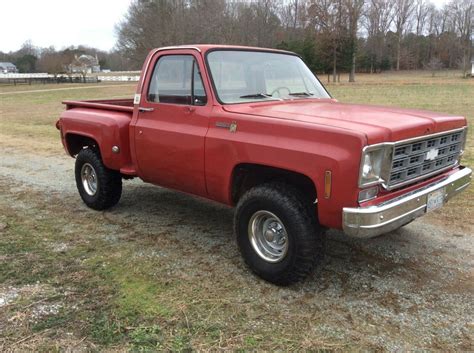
[288,92,314,97]
[239,93,273,99]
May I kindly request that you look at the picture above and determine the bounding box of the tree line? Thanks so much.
[1,0,471,80]
[0,41,134,75]
[116,0,472,80]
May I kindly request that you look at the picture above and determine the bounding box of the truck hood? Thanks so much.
[222,99,466,144]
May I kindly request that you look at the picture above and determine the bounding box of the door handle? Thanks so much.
[139,107,154,113]
[184,106,196,114]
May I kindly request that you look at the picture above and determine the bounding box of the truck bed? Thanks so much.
[62,99,134,113]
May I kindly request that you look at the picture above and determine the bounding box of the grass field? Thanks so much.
[0,72,473,351]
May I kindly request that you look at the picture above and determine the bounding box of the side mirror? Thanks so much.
[194,97,207,106]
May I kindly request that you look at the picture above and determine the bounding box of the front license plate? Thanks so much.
[426,188,445,212]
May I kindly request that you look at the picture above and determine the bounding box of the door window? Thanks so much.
[148,55,207,105]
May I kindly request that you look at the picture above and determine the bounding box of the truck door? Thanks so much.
[133,51,211,196]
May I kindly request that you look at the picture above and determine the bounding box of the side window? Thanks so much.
[148,55,207,106]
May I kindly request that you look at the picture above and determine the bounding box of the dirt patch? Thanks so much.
[0,284,65,329]
[0,287,20,308]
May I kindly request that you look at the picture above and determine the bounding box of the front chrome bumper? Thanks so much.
[343,167,472,238]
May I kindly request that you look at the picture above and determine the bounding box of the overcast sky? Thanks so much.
[1,0,451,53]
[0,0,132,52]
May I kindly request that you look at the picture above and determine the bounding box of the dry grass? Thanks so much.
[0,82,136,154]
[0,181,353,351]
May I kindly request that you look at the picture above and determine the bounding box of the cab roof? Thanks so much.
[154,44,298,56]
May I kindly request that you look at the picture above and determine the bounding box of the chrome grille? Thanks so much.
[388,130,464,187]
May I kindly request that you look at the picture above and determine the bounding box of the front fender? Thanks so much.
[204,108,367,229]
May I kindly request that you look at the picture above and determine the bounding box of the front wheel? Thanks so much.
[75,148,122,210]
[234,183,324,286]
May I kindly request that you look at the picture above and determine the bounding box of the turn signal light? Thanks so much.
[358,186,379,203]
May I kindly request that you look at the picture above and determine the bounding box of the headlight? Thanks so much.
[359,146,392,187]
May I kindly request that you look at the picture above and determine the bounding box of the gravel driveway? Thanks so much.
[1,146,473,350]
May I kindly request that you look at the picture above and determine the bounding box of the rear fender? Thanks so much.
[60,108,132,171]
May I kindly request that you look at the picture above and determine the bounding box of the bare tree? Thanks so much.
[393,0,414,70]
[414,0,428,36]
[364,0,394,72]
[115,0,178,64]
[112,0,471,74]
[254,0,282,47]
[309,0,346,81]
[16,40,38,57]
[37,47,68,78]
[426,4,438,35]
[438,4,451,34]
[448,0,472,77]
[345,0,365,81]
[279,0,307,39]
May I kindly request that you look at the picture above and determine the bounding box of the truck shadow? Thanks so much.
[108,182,465,296]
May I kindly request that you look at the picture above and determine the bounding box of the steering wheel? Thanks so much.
[270,87,291,98]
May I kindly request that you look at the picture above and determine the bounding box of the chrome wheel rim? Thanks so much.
[248,210,288,263]
[81,163,98,196]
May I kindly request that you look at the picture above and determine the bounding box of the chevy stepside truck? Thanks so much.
[57,45,472,285]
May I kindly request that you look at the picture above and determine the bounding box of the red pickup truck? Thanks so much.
[57,45,471,285]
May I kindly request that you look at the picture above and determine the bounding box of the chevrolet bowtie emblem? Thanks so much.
[229,121,237,133]
[425,148,439,161]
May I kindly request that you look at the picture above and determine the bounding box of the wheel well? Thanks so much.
[231,163,317,205]
[65,134,99,156]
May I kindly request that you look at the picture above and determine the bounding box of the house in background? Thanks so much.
[0,62,18,73]
[68,54,100,74]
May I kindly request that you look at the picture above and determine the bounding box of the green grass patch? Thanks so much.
[91,256,174,322]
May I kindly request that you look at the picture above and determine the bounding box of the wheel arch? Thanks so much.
[230,163,317,206]
[65,133,101,157]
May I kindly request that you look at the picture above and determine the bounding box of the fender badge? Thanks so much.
[229,121,237,133]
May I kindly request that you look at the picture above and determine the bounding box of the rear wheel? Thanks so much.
[234,182,324,286]
[75,148,122,210]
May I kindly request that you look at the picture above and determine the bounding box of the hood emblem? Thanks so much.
[425,148,439,161]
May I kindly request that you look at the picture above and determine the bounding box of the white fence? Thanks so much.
[97,76,140,82]
[0,73,51,79]
[0,72,141,83]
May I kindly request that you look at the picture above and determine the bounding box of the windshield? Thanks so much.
[207,50,330,104]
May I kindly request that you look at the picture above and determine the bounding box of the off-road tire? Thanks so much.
[234,182,324,286]
[75,148,122,210]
